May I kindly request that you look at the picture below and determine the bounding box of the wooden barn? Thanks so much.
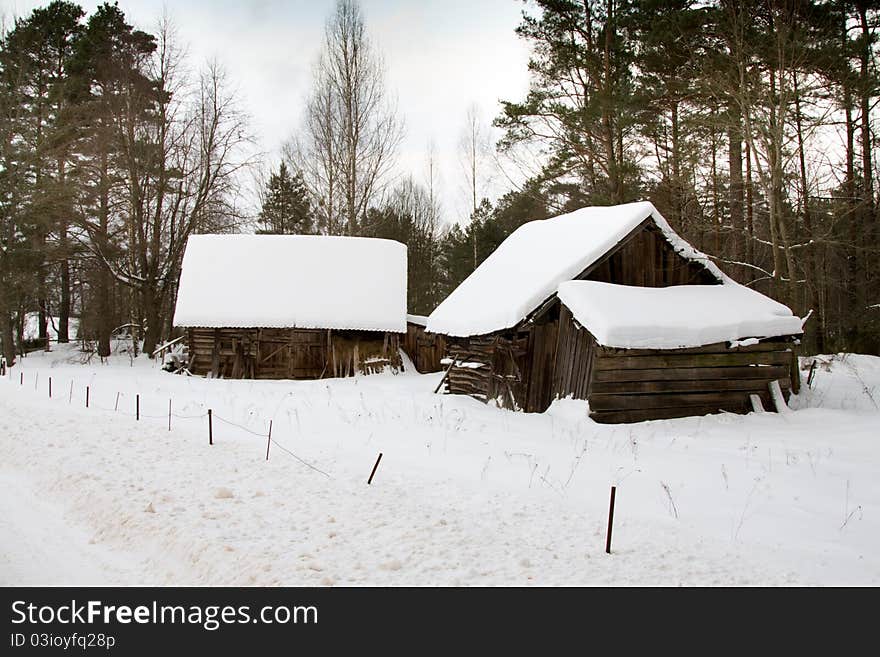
[402,315,446,373]
[426,201,804,423]
[173,234,407,379]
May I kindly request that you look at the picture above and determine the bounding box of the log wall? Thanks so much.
[186,327,401,379]
[552,311,798,423]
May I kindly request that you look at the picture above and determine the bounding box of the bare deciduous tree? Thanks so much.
[288,0,402,236]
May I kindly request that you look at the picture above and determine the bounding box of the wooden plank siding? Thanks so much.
[579,221,718,288]
[186,327,401,380]
[402,322,446,373]
[550,304,596,404]
[554,316,799,423]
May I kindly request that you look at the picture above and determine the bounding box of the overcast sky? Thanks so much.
[2,0,533,225]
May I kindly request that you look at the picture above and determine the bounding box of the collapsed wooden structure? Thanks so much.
[427,202,804,423]
[173,234,407,379]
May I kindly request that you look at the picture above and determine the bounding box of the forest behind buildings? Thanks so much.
[1,0,878,366]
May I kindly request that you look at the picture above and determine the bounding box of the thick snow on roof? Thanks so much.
[173,234,407,332]
[406,314,429,327]
[426,201,725,337]
[557,281,803,349]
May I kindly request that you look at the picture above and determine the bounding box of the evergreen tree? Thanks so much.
[257,163,313,234]
[496,0,641,205]
[363,178,442,314]
[0,1,84,360]
[65,2,157,356]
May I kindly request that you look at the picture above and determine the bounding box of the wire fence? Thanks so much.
[5,369,332,478]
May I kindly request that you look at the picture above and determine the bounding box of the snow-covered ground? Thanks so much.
[21,312,80,342]
[1,345,877,585]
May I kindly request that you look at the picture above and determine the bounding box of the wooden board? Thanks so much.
[591,377,791,395]
[593,364,791,383]
[595,351,793,370]
[589,390,777,412]
[590,406,749,424]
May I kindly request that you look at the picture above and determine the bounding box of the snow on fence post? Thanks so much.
[606,486,617,554]
[265,420,273,461]
[208,409,213,445]
[368,452,383,485]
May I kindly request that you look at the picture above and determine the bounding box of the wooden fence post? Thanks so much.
[368,452,383,484]
[48,377,52,398]
[208,409,213,445]
[265,420,273,461]
[168,399,172,431]
[86,386,90,408]
[606,486,617,554]
[136,394,140,421]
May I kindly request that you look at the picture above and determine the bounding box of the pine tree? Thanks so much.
[66,2,158,357]
[257,163,313,235]
[496,0,641,205]
[0,1,84,360]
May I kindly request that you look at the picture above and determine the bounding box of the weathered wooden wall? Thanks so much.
[550,304,596,403]
[581,221,718,287]
[551,310,798,423]
[522,316,559,412]
[402,322,446,373]
[186,327,401,379]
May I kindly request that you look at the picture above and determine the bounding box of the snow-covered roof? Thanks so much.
[557,281,803,349]
[426,201,725,337]
[406,314,429,327]
[173,234,407,332]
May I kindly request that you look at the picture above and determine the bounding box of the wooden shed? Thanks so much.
[426,201,804,423]
[402,315,446,373]
[172,234,407,379]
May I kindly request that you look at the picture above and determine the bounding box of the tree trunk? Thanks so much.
[793,74,824,352]
[844,70,859,351]
[0,296,15,368]
[59,256,70,343]
[58,157,70,343]
[728,104,744,281]
[142,292,161,358]
[97,151,112,358]
[857,2,875,353]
